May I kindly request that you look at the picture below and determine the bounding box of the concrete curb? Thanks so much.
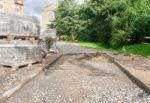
[62,52,98,56]
[113,59,150,94]
[0,54,62,102]
[43,54,62,71]
[104,52,150,94]
[0,71,41,103]
[63,52,150,94]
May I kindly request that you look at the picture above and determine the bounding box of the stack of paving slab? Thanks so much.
[0,13,40,37]
[0,13,42,70]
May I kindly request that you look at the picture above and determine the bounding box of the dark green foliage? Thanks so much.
[48,0,80,41]
[132,16,150,43]
[49,0,150,48]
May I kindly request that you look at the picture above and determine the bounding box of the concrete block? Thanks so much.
[40,29,57,52]
[40,29,57,40]
[0,40,42,69]
[0,13,40,37]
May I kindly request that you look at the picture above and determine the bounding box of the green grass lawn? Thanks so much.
[78,42,150,58]
[78,42,107,49]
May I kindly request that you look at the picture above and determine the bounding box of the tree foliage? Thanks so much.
[49,0,150,48]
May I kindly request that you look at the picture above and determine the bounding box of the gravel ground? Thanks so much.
[5,54,150,103]
[0,54,58,95]
[56,42,98,54]
[0,65,42,94]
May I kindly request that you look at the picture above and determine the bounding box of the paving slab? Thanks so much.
[0,41,42,69]
[0,13,40,37]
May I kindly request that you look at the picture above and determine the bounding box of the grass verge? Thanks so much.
[78,42,150,58]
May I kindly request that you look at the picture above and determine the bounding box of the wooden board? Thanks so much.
[0,35,39,41]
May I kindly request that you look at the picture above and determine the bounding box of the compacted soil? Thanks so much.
[5,54,150,103]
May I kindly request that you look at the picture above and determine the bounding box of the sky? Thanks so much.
[24,0,58,15]
[24,0,84,15]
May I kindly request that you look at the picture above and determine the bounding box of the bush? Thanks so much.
[60,35,72,41]
[111,30,129,48]
[131,16,150,43]
[51,0,150,48]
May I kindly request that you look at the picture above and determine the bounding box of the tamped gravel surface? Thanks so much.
[0,54,58,95]
[5,54,150,103]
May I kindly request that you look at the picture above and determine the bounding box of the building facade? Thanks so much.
[0,0,23,13]
[42,5,57,29]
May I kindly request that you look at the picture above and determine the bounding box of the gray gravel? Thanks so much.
[5,54,150,103]
[0,65,41,94]
[56,42,98,54]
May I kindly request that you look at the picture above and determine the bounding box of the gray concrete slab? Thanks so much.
[0,13,40,37]
[0,41,42,69]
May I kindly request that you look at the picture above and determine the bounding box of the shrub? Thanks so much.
[131,16,150,43]
[111,30,129,48]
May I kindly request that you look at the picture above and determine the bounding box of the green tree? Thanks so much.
[49,0,150,48]
[49,0,80,41]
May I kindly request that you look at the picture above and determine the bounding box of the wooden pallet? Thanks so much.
[0,35,39,41]
[0,61,42,71]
